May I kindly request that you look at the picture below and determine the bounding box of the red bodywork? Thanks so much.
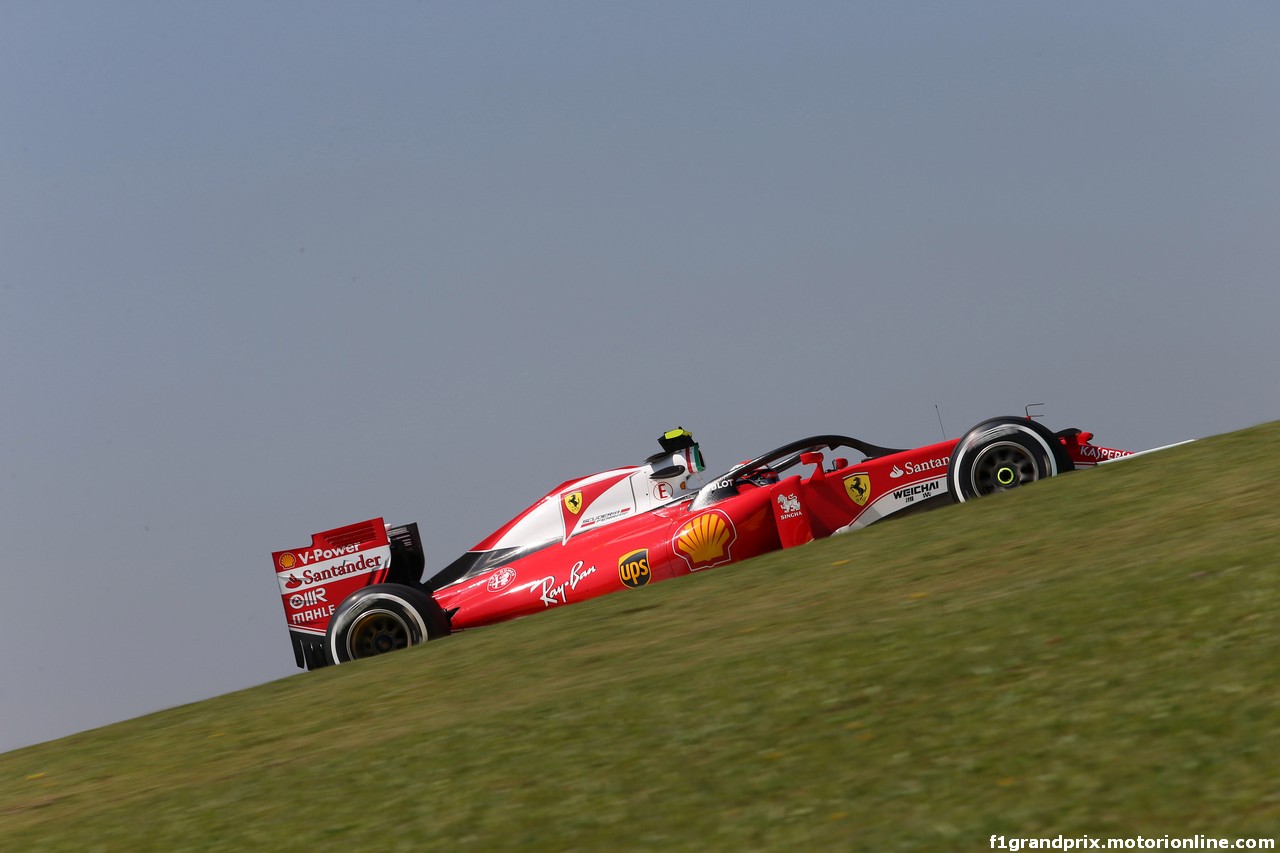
[271,419,1132,669]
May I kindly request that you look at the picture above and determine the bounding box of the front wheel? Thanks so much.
[324,584,450,666]
[948,417,1074,503]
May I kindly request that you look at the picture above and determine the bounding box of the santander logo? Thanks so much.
[889,457,947,479]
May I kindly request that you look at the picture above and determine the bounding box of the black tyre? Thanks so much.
[324,584,450,666]
[948,417,1074,503]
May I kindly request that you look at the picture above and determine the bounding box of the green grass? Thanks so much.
[3,423,1279,851]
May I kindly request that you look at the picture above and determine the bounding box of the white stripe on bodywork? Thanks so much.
[835,475,948,533]
[1098,439,1195,463]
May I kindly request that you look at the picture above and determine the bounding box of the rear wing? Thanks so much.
[271,518,426,669]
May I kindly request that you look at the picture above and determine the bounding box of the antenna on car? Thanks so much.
[935,404,947,440]
[1025,402,1046,419]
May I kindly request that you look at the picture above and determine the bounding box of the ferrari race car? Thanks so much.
[272,415,1136,670]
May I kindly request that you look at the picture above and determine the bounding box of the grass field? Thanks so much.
[3,422,1278,851]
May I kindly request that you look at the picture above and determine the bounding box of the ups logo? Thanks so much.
[618,548,651,588]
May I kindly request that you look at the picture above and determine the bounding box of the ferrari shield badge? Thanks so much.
[843,473,870,506]
[563,491,584,515]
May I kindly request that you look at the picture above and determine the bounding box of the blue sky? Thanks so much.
[2,2,1277,753]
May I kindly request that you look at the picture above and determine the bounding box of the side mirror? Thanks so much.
[799,451,826,480]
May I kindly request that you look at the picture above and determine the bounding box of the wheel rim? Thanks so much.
[347,609,412,658]
[969,441,1038,495]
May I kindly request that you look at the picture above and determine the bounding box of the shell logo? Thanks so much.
[672,510,736,571]
[279,553,296,570]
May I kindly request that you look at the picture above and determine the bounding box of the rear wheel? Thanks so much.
[948,417,1073,503]
[324,584,449,666]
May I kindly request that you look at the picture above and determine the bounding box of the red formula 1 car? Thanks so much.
[271,416,1135,669]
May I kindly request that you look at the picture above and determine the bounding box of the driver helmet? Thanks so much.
[647,427,706,502]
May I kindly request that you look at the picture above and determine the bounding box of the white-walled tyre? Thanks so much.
[324,584,449,666]
[948,417,1074,503]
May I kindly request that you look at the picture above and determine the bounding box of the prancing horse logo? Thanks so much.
[844,473,870,506]
[563,491,583,515]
